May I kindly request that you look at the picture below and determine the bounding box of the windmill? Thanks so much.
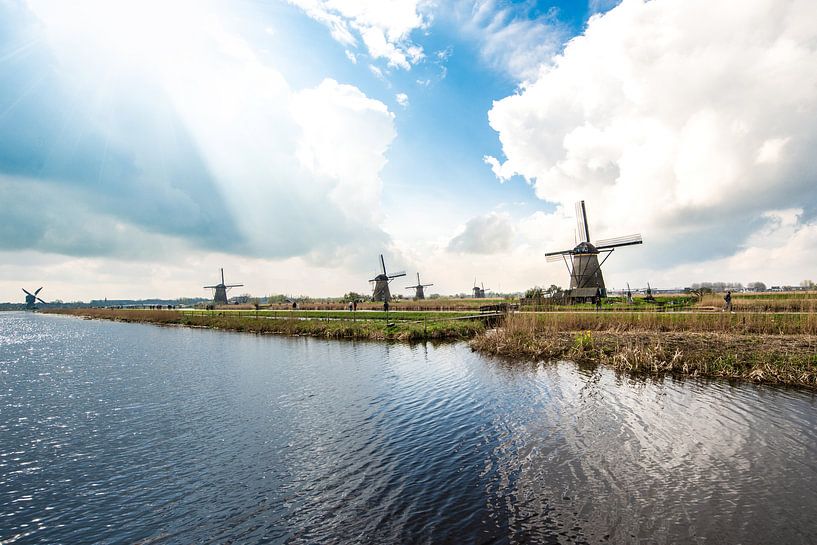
[644,282,655,302]
[472,280,489,298]
[22,287,47,310]
[626,282,633,304]
[370,254,406,302]
[406,273,433,300]
[545,201,642,302]
[204,268,243,306]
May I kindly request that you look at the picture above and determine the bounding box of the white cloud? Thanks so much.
[292,79,396,221]
[454,0,566,81]
[288,0,429,69]
[448,212,514,254]
[486,0,817,276]
[395,92,409,107]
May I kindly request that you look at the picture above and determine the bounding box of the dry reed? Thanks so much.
[470,313,817,387]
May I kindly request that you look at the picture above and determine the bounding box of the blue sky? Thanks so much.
[2,0,816,301]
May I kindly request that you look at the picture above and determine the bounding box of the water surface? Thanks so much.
[1,312,816,544]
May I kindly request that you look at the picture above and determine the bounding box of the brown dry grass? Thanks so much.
[698,291,817,312]
[470,313,817,387]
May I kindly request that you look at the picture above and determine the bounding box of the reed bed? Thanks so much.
[516,310,817,335]
[471,313,817,387]
[698,292,817,313]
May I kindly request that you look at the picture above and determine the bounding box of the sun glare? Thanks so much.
[28,0,212,75]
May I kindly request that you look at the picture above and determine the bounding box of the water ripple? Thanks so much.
[1,312,816,544]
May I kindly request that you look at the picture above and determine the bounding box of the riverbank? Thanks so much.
[44,308,817,387]
[472,313,817,387]
[44,308,484,341]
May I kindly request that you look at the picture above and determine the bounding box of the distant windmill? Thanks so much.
[204,268,243,306]
[626,282,633,304]
[370,255,406,302]
[545,200,643,302]
[645,282,655,302]
[22,287,47,310]
[406,272,433,300]
[472,280,489,299]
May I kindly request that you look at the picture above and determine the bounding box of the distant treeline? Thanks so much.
[689,281,815,292]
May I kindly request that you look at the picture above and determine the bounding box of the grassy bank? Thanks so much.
[181,309,477,321]
[471,313,817,387]
[263,297,510,312]
[46,308,485,341]
[45,308,817,387]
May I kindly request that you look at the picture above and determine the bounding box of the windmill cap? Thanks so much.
[573,241,598,254]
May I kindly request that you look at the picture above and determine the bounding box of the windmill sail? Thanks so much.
[575,201,590,243]
[594,234,643,250]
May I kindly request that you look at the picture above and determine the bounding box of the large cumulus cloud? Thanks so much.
[486,0,817,269]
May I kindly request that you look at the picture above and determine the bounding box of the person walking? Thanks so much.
[594,287,602,311]
[724,290,732,312]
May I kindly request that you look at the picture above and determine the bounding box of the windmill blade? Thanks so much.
[34,287,43,295]
[388,270,406,278]
[575,201,589,243]
[594,233,643,249]
[203,285,219,289]
[422,283,434,287]
[545,249,573,261]
[224,284,244,288]
[22,288,34,297]
[36,297,48,305]
[379,254,386,276]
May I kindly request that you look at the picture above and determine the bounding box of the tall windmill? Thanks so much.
[204,268,243,306]
[545,201,642,302]
[22,287,46,310]
[405,273,433,300]
[370,254,406,302]
[472,280,489,298]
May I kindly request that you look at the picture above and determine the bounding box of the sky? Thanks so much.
[1,0,816,302]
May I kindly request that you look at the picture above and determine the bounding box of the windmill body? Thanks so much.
[568,242,606,298]
[406,273,433,300]
[545,201,643,302]
[371,255,406,302]
[204,268,243,306]
[22,287,46,310]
